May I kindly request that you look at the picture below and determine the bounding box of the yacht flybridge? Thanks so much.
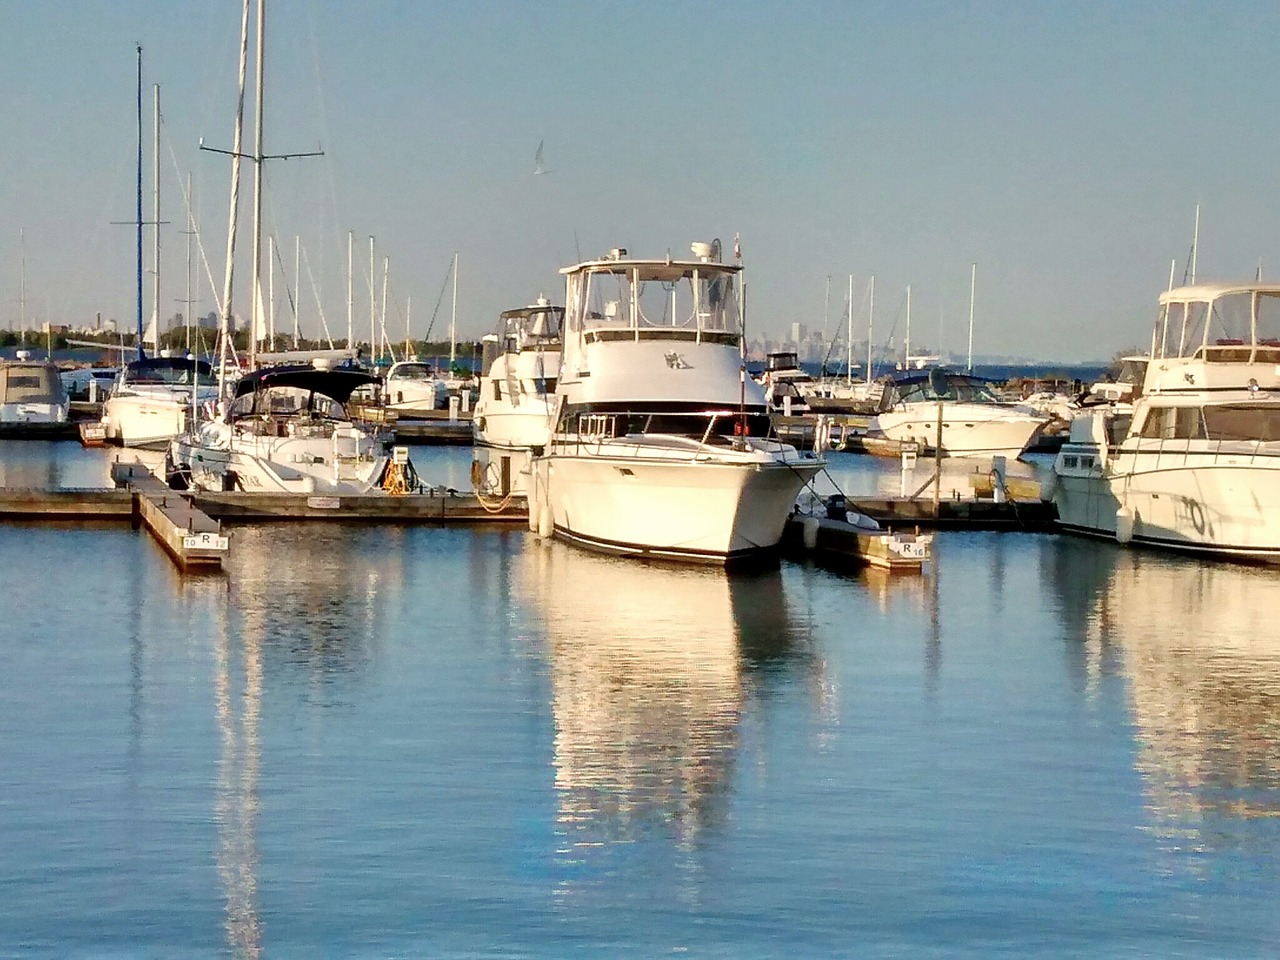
[528,243,823,564]
[1054,282,1280,559]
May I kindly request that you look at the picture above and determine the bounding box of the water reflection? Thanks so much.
[227,524,400,698]
[1052,542,1280,840]
[522,543,818,847]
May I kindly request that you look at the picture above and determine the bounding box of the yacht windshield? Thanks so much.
[390,364,435,382]
[571,264,740,336]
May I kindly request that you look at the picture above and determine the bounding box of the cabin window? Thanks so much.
[1202,404,1280,441]
[492,382,502,400]
[1137,406,1205,440]
[1062,455,1078,469]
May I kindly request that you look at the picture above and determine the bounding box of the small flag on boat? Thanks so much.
[733,233,741,261]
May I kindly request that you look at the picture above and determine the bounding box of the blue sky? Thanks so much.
[1,0,1278,362]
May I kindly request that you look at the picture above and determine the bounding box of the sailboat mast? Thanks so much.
[216,0,251,400]
[846,274,853,384]
[380,256,389,362]
[822,275,830,367]
[866,275,875,385]
[346,230,353,349]
[267,234,275,347]
[966,262,976,372]
[249,0,265,370]
[184,172,193,352]
[135,44,145,360]
[19,228,25,346]
[293,235,300,347]
[904,284,911,368]
[368,235,375,360]
[1191,204,1200,284]
[152,83,161,353]
[449,252,458,368]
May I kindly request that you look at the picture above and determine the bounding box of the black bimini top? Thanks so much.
[233,364,380,405]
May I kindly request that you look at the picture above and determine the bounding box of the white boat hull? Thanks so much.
[1054,442,1280,560]
[0,402,69,424]
[530,441,821,563]
[103,392,212,449]
[171,428,388,494]
[870,404,1045,457]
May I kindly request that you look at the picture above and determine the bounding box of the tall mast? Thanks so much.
[380,256,389,361]
[846,274,853,384]
[1191,204,1200,284]
[293,235,300,347]
[19,228,25,346]
[267,234,275,347]
[865,275,875,385]
[904,283,911,368]
[966,262,976,372]
[822,275,830,369]
[368,235,375,360]
[152,83,161,352]
[248,0,265,370]
[135,44,144,360]
[346,230,353,349]
[214,0,250,398]
[184,172,193,352]
[449,252,458,368]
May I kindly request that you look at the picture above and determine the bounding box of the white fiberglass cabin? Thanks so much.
[168,364,390,494]
[471,298,563,498]
[101,355,217,449]
[1054,282,1280,560]
[528,243,823,564]
[867,368,1049,458]
[383,360,448,416]
[0,359,69,424]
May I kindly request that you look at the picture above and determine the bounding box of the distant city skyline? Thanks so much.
[3,1,1279,363]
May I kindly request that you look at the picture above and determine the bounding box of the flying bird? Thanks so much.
[534,139,555,175]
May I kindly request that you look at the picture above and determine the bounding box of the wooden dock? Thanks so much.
[184,489,526,523]
[851,495,1058,531]
[111,462,229,571]
[347,402,475,445]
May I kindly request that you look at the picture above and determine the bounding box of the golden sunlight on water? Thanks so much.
[1086,554,1280,835]
[520,544,819,849]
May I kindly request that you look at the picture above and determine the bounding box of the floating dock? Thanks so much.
[851,495,1057,531]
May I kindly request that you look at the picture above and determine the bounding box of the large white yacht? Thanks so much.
[168,363,389,494]
[1054,282,1280,560]
[471,298,562,498]
[528,243,824,564]
[0,356,69,425]
[866,368,1049,458]
[100,355,218,449]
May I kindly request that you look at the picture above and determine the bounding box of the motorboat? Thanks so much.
[383,359,448,416]
[756,351,813,414]
[865,367,1050,458]
[528,242,824,564]
[100,355,218,449]
[167,363,390,494]
[1053,282,1280,560]
[0,357,70,425]
[471,298,562,498]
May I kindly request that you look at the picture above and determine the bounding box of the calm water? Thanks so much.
[2,442,1279,957]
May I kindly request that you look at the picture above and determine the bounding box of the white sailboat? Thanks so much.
[1054,281,1280,559]
[528,242,824,564]
[101,51,218,448]
[170,0,387,492]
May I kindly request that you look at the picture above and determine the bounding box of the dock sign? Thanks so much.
[183,532,229,552]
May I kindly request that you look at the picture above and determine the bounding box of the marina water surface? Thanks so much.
[2,442,1279,957]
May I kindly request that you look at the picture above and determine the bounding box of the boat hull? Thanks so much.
[1054,443,1280,561]
[170,429,388,495]
[530,444,822,564]
[870,405,1045,457]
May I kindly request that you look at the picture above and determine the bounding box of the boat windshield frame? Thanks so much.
[1156,284,1280,362]
[562,257,743,345]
